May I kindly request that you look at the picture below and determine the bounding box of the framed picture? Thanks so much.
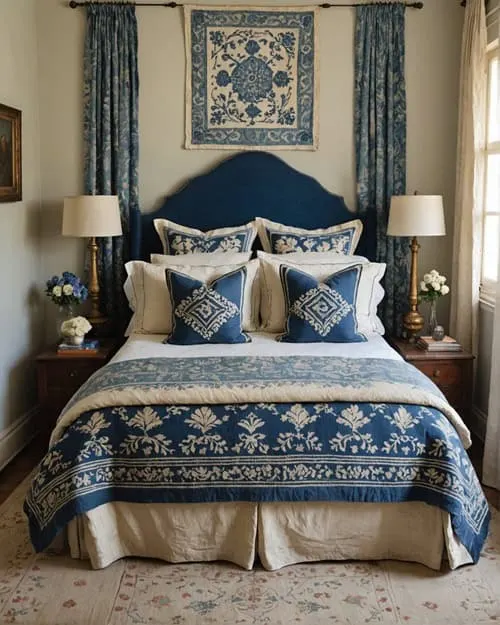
[0,104,22,202]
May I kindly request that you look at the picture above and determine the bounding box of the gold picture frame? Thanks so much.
[0,103,22,203]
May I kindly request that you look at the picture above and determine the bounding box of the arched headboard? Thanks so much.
[130,152,375,260]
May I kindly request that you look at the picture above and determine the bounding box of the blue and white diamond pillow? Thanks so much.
[278,265,367,343]
[165,267,251,345]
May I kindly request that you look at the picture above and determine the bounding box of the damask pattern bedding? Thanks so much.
[24,354,490,563]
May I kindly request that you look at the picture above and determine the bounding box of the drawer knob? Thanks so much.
[69,371,76,378]
[433,369,441,378]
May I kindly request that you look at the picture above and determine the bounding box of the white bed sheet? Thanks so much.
[111,331,403,363]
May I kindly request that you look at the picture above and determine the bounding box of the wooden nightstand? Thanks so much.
[36,338,120,425]
[388,337,474,423]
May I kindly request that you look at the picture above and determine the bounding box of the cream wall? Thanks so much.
[0,0,43,466]
[37,0,463,334]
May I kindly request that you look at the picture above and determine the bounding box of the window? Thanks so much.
[480,2,500,302]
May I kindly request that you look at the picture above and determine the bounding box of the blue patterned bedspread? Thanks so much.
[24,356,490,562]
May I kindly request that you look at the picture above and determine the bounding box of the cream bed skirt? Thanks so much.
[65,501,473,571]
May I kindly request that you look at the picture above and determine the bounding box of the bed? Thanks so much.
[24,152,490,571]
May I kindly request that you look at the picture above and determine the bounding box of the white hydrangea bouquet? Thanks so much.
[419,269,450,301]
[60,316,92,344]
[419,270,450,338]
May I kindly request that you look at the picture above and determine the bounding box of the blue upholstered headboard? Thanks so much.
[130,152,375,261]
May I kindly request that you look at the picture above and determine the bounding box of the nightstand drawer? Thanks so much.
[36,340,120,426]
[45,361,100,393]
[415,362,462,387]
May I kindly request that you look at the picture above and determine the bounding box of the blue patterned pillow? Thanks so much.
[165,267,250,345]
[278,265,367,343]
[154,219,257,255]
[256,217,363,254]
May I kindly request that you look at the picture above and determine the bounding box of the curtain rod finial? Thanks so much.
[69,1,78,8]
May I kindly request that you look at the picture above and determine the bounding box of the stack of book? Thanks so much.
[57,338,100,356]
[417,335,462,352]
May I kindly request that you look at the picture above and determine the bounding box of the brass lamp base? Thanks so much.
[87,236,108,328]
[402,236,425,343]
[403,310,425,342]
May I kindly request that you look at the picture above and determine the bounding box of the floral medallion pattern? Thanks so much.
[23,356,489,561]
[1,479,500,624]
[185,6,318,149]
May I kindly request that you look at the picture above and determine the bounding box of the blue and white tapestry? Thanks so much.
[185,6,318,150]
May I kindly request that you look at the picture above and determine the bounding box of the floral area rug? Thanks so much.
[1,476,500,624]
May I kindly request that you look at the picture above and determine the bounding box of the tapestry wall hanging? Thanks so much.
[185,6,319,151]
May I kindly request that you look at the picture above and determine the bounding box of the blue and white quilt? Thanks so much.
[24,356,490,562]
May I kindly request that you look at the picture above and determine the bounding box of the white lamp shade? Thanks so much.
[62,195,123,238]
[387,195,446,237]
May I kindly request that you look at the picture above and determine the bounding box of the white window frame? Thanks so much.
[480,42,500,307]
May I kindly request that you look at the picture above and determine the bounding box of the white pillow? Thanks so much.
[255,217,363,255]
[257,251,385,336]
[153,219,258,255]
[150,252,252,265]
[124,259,260,336]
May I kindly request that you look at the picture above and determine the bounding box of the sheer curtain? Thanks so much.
[483,2,500,492]
[449,0,487,353]
[83,4,140,327]
[354,3,409,337]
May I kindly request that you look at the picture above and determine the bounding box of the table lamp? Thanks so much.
[387,195,446,341]
[62,195,122,325]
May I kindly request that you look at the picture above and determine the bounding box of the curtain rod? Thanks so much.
[68,1,424,9]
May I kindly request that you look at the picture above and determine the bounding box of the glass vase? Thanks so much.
[427,299,445,340]
[56,304,76,341]
[427,300,438,336]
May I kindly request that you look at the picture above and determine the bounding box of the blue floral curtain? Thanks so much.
[354,3,409,336]
[83,4,139,327]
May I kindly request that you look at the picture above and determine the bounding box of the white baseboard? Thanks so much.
[0,407,39,472]
[470,406,488,443]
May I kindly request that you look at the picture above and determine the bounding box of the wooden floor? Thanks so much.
[0,432,499,509]
[0,434,47,506]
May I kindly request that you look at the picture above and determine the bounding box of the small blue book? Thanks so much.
[58,339,100,351]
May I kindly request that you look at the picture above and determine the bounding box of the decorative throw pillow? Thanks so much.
[255,217,363,255]
[150,252,252,265]
[123,259,260,336]
[278,265,367,343]
[154,219,258,255]
[257,251,386,336]
[166,267,251,345]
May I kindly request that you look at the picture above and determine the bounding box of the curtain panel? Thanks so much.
[354,3,409,337]
[83,4,139,327]
[483,0,500,492]
[450,0,487,354]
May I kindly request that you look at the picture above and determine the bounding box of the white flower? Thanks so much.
[52,285,62,297]
[441,285,450,295]
[62,284,73,296]
[61,316,92,337]
[430,269,439,277]
[420,281,428,292]
[423,274,432,284]
[431,281,441,291]
[438,275,446,284]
